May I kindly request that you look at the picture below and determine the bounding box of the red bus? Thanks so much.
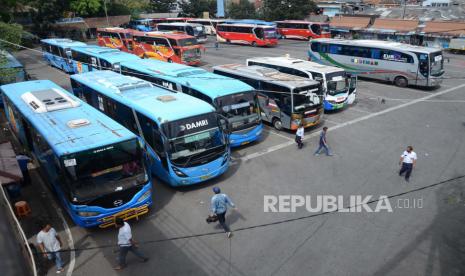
[275,21,331,40]
[131,31,203,65]
[97,27,134,52]
[216,23,278,47]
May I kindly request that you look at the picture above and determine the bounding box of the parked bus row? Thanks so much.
[97,28,204,65]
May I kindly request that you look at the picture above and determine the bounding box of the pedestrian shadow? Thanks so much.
[372,177,465,275]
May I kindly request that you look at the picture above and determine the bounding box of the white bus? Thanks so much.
[186,19,224,35]
[213,64,324,131]
[156,23,208,43]
[247,56,357,111]
[308,39,444,87]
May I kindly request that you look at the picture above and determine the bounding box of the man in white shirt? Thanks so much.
[36,222,64,273]
[399,146,417,182]
[114,218,148,270]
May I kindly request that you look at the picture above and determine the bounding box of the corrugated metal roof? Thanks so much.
[423,21,465,36]
[370,18,419,32]
[329,16,371,30]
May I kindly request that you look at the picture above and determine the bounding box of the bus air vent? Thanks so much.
[156,95,176,102]
[21,88,81,113]
[67,119,91,128]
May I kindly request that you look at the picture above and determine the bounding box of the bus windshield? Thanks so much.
[193,26,204,36]
[163,113,225,167]
[325,71,348,96]
[63,139,147,200]
[293,86,322,112]
[215,92,260,131]
[175,38,198,47]
[264,28,277,38]
[430,52,444,77]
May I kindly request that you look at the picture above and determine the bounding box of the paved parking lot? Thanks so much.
[13,38,465,276]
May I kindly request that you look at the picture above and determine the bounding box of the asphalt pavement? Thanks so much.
[12,37,465,276]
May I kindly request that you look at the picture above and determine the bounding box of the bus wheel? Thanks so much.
[251,41,257,47]
[273,118,282,130]
[167,59,173,63]
[226,39,231,44]
[394,76,408,87]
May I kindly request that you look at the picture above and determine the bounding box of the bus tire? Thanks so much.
[167,59,173,63]
[394,76,408,87]
[251,41,257,47]
[273,118,282,131]
[226,39,231,44]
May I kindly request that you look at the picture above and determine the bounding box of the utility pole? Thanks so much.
[103,0,110,26]
[402,0,407,19]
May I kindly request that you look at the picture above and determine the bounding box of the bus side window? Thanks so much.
[255,28,264,39]
[311,42,320,52]
[186,26,194,36]
[136,112,168,167]
[50,45,61,56]
[100,59,112,70]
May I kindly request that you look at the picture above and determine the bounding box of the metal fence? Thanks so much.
[0,185,38,276]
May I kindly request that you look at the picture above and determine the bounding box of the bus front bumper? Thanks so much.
[230,124,263,147]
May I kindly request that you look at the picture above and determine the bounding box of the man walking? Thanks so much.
[210,187,236,238]
[37,222,64,274]
[399,146,417,182]
[114,218,148,270]
[314,127,332,156]
[295,123,304,149]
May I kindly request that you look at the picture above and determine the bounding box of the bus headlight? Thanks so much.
[137,190,151,203]
[78,211,100,217]
[172,166,188,177]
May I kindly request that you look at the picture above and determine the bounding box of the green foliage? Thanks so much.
[149,0,176,12]
[228,0,257,19]
[178,0,216,17]
[0,22,23,51]
[70,0,102,16]
[0,22,23,84]
[28,0,67,36]
[263,0,317,21]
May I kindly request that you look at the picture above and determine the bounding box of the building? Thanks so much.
[329,15,372,36]
[421,20,465,48]
[361,18,420,43]
[422,0,450,7]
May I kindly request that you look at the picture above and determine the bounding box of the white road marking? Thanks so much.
[323,118,340,125]
[263,128,294,141]
[241,83,465,162]
[349,107,372,114]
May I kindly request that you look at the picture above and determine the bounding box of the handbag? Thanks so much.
[206,214,218,223]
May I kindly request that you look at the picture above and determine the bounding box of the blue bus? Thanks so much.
[69,45,140,74]
[70,70,231,186]
[127,19,154,32]
[1,80,152,228]
[117,59,263,147]
[40,38,87,73]
[0,51,27,106]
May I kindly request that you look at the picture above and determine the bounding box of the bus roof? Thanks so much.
[223,20,275,26]
[71,46,140,63]
[70,70,216,124]
[247,56,344,75]
[157,22,201,27]
[40,38,87,48]
[0,51,23,69]
[313,38,441,54]
[120,59,254,98]
[97,27,134,34]
[218,23,276,28]
[136,31,194,40]
[275,20,328,24]
[212,64,320,89]
[0,80,136,156]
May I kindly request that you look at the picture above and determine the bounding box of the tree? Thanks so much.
[70,0,102,16]
[178,0,216,17]
[149,0,176,12]
[263,0,317,21]
[0,22,23,84]
[228,0,257,19]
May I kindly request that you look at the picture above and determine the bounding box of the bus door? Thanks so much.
[416,53,429,86]
[254,27,264,41]
[348,75,357,104]
[257,92,279,124]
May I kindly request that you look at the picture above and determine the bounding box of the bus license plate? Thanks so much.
[201,174,212,180]
[241,141,249,145]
